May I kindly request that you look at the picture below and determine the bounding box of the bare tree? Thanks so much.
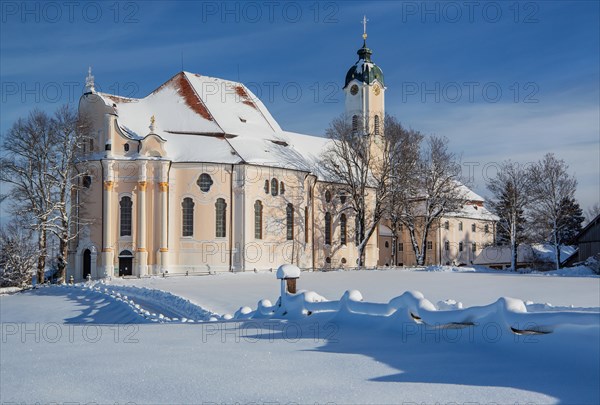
[320,114,400,267]
[393,136,467,266]
[386,124,423,266]
[529,153,578,270]
[486,161,534,271]
[0,110,55,284]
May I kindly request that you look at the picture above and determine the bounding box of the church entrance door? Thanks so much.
[83,249,91,279]
[118,250,133,277]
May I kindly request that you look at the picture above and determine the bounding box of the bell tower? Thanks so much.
[343,16,385,140]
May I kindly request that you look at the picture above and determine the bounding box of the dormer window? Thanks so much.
[239,117,247,123]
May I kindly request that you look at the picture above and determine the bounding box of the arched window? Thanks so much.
[304,206,309,243]
[352,115,358,133]
[374,115,380,135]
[264,180,269,194]
[271,178,278,196]
[182,198,194,237]
[325,190,332,203]
[340,214,347,245]
[254,200,262,239]
[197,173,213,192]
[325,212,332,245]
[280,181,285,195]
[124,143,129,152]
[286,203,294,240]
[119,196,132,236]
[82,175,92,189]
[215,198,227,237]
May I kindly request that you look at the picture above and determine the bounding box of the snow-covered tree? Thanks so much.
[586,202,600,224]
[0,105,90,284]
[1,110,55,284]
[529,153,578,270]
[486,161,533,271]
[0,220,39,287]
[45,105,92,282]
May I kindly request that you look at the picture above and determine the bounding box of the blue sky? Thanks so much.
[1,0,598,212]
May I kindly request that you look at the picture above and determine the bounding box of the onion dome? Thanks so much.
[344,40,384,89]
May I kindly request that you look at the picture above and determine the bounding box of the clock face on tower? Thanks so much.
[373,84,381,96]
[350,84,358,95]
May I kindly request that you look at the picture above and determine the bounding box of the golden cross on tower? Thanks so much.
[362,15,368,40]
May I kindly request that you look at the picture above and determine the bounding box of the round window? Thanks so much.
[350,84,359,95]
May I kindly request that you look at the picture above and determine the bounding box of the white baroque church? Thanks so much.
[68,32,496,280]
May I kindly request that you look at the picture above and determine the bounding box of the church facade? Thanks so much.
[68,34,495,280]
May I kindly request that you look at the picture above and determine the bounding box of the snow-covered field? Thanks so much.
[1,267,599,404]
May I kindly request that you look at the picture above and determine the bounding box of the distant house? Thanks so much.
[473,244,576,270]
[378,190,498,267]
[575,214,600,262]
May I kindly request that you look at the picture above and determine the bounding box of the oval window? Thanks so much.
[197,173,213,192]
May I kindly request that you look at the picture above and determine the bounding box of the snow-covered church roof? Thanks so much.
[92,71,329,170]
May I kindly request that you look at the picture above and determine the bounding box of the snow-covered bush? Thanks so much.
[0,224,38,287]
[585,254,600,275]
